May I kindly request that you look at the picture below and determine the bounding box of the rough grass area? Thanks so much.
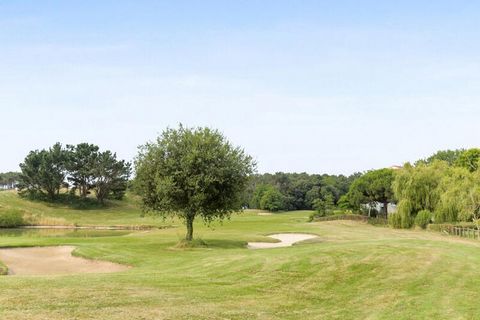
[0,190,167,227]
[0,260,8,275]
[1,194,480,319]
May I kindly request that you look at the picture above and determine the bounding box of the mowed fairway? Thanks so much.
[1,200,480,319]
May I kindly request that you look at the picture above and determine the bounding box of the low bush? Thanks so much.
[0,261,8,275]
[367,217,388,226]
[310,214,368,222]
[388,213,402,228]
[415,210,432,229]
[0,209,25,228]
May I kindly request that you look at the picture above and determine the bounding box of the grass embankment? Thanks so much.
[0,190,166,227]
[2,193,480,319]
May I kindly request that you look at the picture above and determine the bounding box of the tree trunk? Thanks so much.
[383,201,389,217]
[185,214,194,241]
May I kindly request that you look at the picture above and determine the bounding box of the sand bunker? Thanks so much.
[247,233,318,249]
[0,246,129,275]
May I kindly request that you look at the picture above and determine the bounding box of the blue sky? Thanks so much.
[1,1,480,174]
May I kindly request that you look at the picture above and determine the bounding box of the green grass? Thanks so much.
[0,190,168,227]
[1,193,480,319]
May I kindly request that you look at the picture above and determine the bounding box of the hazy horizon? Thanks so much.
[1,1,480,175]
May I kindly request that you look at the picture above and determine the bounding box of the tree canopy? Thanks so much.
[246,172,360,212]
[134,125,255,241]
[17,142,130,204]
[347,168,395,216]
[18,143,68,200]
[455,148,480,172]
[0,172,21,189]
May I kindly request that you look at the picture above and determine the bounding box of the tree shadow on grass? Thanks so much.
[203,239,247,249]
[21,193,111,210]
[171,238,247,250]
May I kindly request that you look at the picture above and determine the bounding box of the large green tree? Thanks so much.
[18,143,68,200]
[455,148,480,172]
[92,151,131,204]
[392,161,447,227]
[259,186,285,212]
[347,168,395,216]
[66,143,99,198]
[134,125,255,241]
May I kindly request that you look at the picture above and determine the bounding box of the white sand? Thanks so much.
[0,246,129,276]
[247,233,318,249]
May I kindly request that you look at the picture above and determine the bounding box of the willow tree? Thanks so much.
[134,125,255,241]
[436,167,480,223]
[392,161,447,227]
[455,148,480,172]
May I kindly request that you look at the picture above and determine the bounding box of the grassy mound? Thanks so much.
[0,190,166,227]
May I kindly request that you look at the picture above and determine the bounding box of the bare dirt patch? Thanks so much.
[0,246,129,275]
[248,233,319,249]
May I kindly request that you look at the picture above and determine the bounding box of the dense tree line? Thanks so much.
[344,148,480,229]
[18,143,131,204]
[0,172,21,189]
[246,172,361,212]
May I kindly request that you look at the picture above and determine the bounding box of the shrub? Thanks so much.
[368,217,388,226]
[0,209,25,228]
[415,210,432,229]
[0,261,8,275]
[388,213,402,228]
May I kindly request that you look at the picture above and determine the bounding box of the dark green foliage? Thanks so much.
[312,194,334,216]
[337,194,352,209]
[134,125,255,241]
[18,143,68,200]
[0,172,21,189]
[91,151,131,204]
[0,209,24,228]
[259,187,285,212]
[415,210,432,229]
[347,168,395,216]
[66,143,99,198]
[415,149,465,166]
[247,172,360,211]
[18,143,130,205]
